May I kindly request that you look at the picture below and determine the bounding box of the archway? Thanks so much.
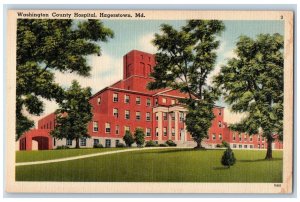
[32,136,49,150]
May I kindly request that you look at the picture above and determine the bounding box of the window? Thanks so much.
[124,95,130,103]
[93,139,99,146]
[163,112,167,120]
[258,144,261,149]
[105,123,111,133]
[244,134,247,141]
[171,99,175,105]
[113,93,118,102]
[113,108,118,118]
[262,144,265,149]
[171,128,175,136]
[124,126,130,132]
[93,121,98,132]
[233,144,237,148]
[218,121,222,128]
[250,145,253,149]
[250,136,253,141]
[115,140,120,146]
[156,113,159,121]
[162,98,167,103]
[97,97,101,105]
[239,134,242,141]
[136,111,141,120]
[146,112,151,121]
[105,139,111,148]
[155,98,158,106]
[239,145,242,148]
[146,98,151,106]
[219,134,222,140]
[136,97,141,105]
[233,133,236,141]
[125,110,130,119]
[80,138,86,146]
[116,125,119,135]
[171,112,175,121]
[244,145,248,148]
[156,128,159,136]
[218,109,222,115]
[163,127,167,136]
[54,138,56,146]
[258,135,261,141]
[146,128,151,137]
[179,112,184,121]
[212,134,216,140]
[66,138,72,146]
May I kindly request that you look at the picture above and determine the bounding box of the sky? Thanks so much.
[33,19,284,126]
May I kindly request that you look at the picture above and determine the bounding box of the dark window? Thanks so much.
[105,139,111,148]
[80,138,86,146]
[93,139,99,146]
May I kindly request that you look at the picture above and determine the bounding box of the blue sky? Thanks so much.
[41,19,284,123]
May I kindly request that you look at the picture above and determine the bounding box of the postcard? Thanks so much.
[6,9,293,193]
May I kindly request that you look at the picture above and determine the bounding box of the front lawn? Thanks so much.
[16,148,283,182]
[16,147,127,163]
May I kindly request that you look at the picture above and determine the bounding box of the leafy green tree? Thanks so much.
[148,20,225,148]
[134,128,145,147]
[16,19,114,140]
[50,80,93,148]
[123,131,134,147]
[214,33,283,159]
[221,147,236,168]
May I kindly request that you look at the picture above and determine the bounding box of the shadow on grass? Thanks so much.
[213,166,230,170]
[131,148,196,155]
[238,158,282,163]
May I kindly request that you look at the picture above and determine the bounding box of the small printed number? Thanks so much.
[274,184,281,187]
[280,15,283,19]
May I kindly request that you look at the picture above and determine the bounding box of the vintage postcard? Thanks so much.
[6,10,293,193]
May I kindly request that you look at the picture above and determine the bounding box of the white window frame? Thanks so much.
[113,108,118,118]
[66,138,72,146]
[125,110,130,119]
[136,97,141,105]
[80,138,86,146]
[136,111,141,120]
[156,127,159,137]
[146,112,151,121]
[162,98,167,103]
[113,93,118,102]
[146,128,151,137]
[163,127,167,136]
[171,128,175,136]
[105,123,111,133]
[146,98,151,106]
[93,121,98,132]
[124,95,130,103]
[116,125,119,135]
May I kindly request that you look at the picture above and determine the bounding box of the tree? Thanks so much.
[134,128,145,147]
[214,33,283,159]
[221,147,236,168]
[50,80,93,148]
[123,131,134,147]
[148,20,225,148]
[16,19,114,139]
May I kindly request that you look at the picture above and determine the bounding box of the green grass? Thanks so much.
[16,148,127,163]
[16,148,283,182]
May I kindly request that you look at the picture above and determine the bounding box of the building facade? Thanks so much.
[19,50,283,150]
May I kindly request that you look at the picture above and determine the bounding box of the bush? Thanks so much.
[116,143,126,148]
[165,140,177,147]
[159,143,168,147]
[123,131,134,147]
[222,140,230,148]
[221,147,236,168]
[134,128,145,147]
[145,140,157,147]
[93,143,104,148]
[56,145,70,150]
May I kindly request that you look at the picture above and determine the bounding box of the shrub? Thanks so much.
[159,143,168,147]
[116,143,126,148]
[93,143,104,148]
[221,147,236,168]
[222,141,230,148]
[123,131,134,147]
[56,145,70,150]
[134,128,145,147]
[145,140,157,147]
[165,140,177,147]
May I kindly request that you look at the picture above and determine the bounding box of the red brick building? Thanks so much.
[18,50,283,150]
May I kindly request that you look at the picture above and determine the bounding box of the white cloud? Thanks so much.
[224,108,247,125]
[224,49,238,59]
[216,38,226,54]
[138,33,157,54]
[207,62,223,86]
[54,53,123,94]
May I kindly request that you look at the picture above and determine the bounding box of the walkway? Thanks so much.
[16,147,189,166]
